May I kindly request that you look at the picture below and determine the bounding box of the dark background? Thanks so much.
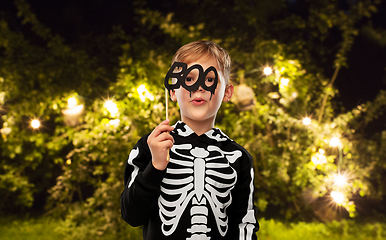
[2,0,386,118]
[1,0,386,222]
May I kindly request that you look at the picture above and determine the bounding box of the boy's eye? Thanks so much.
[185,77,196,86]
[206,78,215,86]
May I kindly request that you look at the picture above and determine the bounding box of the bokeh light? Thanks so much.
[263,66,273,76]
[104,100,118,116]
[334,173,347,187]
[329,137,341,147]
[137,84,155,102]
[281,78,290,86]
[331,191,344,205]
[67,97,77,108]
[31,119,40,129]
[302,117,311,126]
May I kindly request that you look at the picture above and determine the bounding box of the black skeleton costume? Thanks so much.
[121,121,259,239]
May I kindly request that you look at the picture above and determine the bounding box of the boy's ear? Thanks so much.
[170,90,177,101]
[223,84,234,102]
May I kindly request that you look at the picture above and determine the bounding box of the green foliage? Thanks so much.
[258,218,386,240]
[0,0,385,237]
[45,39,173,238]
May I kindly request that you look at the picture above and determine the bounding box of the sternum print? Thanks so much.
[194,158,205,200]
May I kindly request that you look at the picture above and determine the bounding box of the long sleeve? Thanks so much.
[227,151,259,240]
[120,134,166,226]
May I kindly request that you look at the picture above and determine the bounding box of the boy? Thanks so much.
[121,40,259,239]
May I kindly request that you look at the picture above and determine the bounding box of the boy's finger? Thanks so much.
[159,140,174,150]
[151,128,173,141]
[152,123,174,136]
[156,132,174,143]
[160,119,170,125]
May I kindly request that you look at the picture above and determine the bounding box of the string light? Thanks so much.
[108,119,120,127]
[333,173,348,188]
[311,151,327,165]
[137,84,155,102]
[62,105,84,116]
[331,191,344,205]
[263,66,273,76]
[104,100,118,117]
[280,78,290,87]
[329,137,341,147]
[311,156,319,165]
[302,117,311,126]
[31,119,40,129]
[67,97,77,108]
[61,96,84,126]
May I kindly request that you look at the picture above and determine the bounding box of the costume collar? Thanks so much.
[172,121,231,142]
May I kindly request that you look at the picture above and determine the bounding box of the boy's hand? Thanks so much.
[147,119,174,171]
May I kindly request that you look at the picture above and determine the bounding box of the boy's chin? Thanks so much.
[183,114,215,123]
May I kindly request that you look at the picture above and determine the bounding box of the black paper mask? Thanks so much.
[164,62,218,100]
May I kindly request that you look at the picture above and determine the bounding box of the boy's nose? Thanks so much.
[194,85,205,92]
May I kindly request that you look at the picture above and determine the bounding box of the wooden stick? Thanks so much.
[165,88,169,120]
[165,88,170,161]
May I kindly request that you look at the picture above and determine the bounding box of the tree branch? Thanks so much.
[318,66,340,123]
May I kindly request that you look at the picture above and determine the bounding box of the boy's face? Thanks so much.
[170,56,233,126]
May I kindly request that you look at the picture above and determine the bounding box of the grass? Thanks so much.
[0,216,64,240]
[0,216,385,240]
[258,218,386,240]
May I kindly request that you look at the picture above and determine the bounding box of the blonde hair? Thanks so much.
[171,40,231,85]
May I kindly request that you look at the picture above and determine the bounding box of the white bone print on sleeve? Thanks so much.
[126,147,139,188]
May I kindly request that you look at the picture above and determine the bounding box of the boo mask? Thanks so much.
[164,62,218,100]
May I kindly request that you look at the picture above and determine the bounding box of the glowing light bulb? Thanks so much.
[329,137,341,147]
[318,149,325,155]
[311,152,327,165]
[62,97,84,126]
[137,84,154,102]
[333,173,348,187]
[62,105,84,116]
[67,97,77,108]
[109,119,120,127]
[104,100,118,116]
[281,78,290,86]
[331,191,344,205]
[31,119,40,129]
[263,67,273,76]
[302,117,311,126]
[311,156,319,165]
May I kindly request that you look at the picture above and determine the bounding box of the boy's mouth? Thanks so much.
[191,97,206,106]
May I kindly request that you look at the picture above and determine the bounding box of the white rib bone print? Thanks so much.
[158,143,242,239]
